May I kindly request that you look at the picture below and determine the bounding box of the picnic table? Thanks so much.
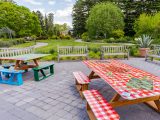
[83,60,160,112]
[0,54,50,70]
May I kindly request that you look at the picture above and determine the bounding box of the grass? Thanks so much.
[13,39,134,61]
[13,41,35,48]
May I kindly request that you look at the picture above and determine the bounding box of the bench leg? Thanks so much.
[86,102,96,120]
[58,56,60,62]
[80,84,88,99]
[16,73,23,85]
[50,65,54,74]
[40,69,46,77]
[75,79,89,99]
[34,70,39,81]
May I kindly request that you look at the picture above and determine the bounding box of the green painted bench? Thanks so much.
[32,63,54,81]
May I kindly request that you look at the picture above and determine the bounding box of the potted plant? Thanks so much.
[136,34,153,57]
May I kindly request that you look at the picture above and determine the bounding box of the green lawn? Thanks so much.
[13,39,134,61]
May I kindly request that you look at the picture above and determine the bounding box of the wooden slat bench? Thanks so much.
[73,71,90,99]
[32,63,54,81]
[0,46,34,57]
[0,69,24,86]
[57,46,88,62]
[100,46,129,60]
[145,49,160,61]
[0,47,34,67]
[83,90,120,120]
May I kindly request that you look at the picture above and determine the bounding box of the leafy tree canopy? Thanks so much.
[86,2,124,39]
[0,2,41,37]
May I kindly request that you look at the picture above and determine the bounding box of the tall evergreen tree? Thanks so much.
[44,14,49,35]
[48,13,54,36]
[72,0,87,37]
[36,11,45,35]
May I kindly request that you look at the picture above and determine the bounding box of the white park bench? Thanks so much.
[57,46,88,62]
[100,46,129,59]
[145,49,160,61]
[0,46,34,64]
[0,46,34,58]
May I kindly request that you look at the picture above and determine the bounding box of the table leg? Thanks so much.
[145,100,160,112]
[88,71,100,79]
[14,60,21,70]
[110,93,121,102]
[33,59,39,66]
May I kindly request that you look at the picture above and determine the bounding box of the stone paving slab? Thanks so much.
[0,58,160,120]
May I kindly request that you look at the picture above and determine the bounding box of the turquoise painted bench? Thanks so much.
[32,63,54,81]
[0,69,24,86]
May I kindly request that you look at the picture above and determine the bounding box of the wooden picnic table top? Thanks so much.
[0,54,50,61]
[83,60,160,100]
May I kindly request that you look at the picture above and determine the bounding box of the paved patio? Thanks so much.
[0,58,160,120]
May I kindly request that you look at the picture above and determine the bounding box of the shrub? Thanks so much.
[59,35,71,40]
[63,35,71,40]
[134,12,160,38]
[36,36,48,40]
[81,32,89,41]
[112,29,124,38]
[86,2,124,39]
[50,35,59,39]
[49,49,55,54]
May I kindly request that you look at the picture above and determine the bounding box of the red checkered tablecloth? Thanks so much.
[83,60,160,100]
[83,90,120,120]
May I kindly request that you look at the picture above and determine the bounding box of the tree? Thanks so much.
[44,14,49,35]
[0,2,41,37]
[72,0,117,37]
[72,0,160,37]
[86,2,124,39]
[72,0,87,37]
[0,27,15,38]
[36,11,45,35]
[48,13,54,37]
[0,0,15,3]
[134,12,160,38]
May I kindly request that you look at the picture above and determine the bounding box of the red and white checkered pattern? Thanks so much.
[83,60,160,100]
[83,90,120,120]
[73,71,90,84]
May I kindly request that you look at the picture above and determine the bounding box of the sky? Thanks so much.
[14,0,76,27]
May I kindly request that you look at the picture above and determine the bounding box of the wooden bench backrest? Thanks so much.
[101,46,128,53]
[58,46,88,55]
[0,46,34,57]
[152,45,160,50]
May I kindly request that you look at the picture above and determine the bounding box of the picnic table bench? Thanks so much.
[0,69,24,86]
[33,63,54,81]
[73,71,90,99]
[83,90,120,120]
[100,46,129,60]
[57,46,88,62]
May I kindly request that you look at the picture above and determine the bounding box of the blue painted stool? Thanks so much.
[0,69,24,86]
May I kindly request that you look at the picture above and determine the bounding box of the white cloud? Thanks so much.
[48,1,56,5]
[55,6,72,18]
[25,0,42,5]
[32,8,46,15]
[64,0,72,2]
